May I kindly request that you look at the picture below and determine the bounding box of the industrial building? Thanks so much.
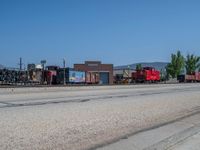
[74,61,113,85]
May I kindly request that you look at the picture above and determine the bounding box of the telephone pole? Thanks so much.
[19,57,23,71]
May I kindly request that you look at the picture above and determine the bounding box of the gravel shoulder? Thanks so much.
[0,84,200,150]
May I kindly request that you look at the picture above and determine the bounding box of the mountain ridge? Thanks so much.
[114,62,169,70]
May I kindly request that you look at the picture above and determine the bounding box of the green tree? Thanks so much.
[185,54,200,75]
[136,64,142,71]
[166,51,185,78]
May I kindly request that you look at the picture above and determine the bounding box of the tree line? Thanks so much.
[166,51,200,78]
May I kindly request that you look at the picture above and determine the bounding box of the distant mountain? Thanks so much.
[114,62,169,71]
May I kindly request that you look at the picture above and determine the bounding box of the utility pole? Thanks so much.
[63,59,66,85]
[19,57,23,71]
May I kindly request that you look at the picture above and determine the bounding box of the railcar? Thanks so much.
[56,68,85,84]
[132,67,160,83]
[177,72,200,83]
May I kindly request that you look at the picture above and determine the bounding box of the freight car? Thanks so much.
[0,68,28,84]
[27,64,42,84]
[69,70,85,83]
[177,72,200,83]
[132,67,160,83]
[57,68,85,84]
[114,69,134,84]
[44,70,57,84]
[44,66,59,84]
[86,72,99,84]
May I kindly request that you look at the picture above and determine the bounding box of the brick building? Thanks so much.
[74,61,113,84]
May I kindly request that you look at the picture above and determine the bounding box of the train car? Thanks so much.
[86,72,99,84]
[69,70,85,83]
[0,68,28,85]
[196,72,200,81]
[44,70,57,84]
[177,72,200,83]
[46,66,60,71]
[114,74,124,84]
[45,66,59,84]
[132,67,160,83]
[113,69,135,84]
[28,69,42,84]
[57,68,85,84]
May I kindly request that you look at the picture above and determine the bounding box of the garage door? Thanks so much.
[99,72,109,84]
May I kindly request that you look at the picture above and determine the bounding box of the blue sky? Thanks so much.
[1,0,200,68]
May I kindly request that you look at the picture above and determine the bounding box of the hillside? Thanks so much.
[114,62,169,71]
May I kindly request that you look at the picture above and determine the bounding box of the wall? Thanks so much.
[74,61,113,84]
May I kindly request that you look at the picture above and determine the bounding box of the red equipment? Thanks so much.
[44,70,57,84]
[132,67,160,83]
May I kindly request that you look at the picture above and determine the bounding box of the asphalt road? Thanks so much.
[0,84,200,150]
[170,131,200,150]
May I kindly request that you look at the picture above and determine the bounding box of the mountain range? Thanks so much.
[114,62,169,71]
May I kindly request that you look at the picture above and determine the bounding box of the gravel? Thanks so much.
[0,84,200,150]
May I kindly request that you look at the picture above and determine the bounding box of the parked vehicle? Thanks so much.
[28,70,42,84]
[132,67,160,83]
[86,72,99,84]
[0,68,28,84]
[177,72,200,82]
[113,69,134,84]
[57,68,85,84]
[69,70,85,83]
[45,66,59,84]
[44,70,57,84]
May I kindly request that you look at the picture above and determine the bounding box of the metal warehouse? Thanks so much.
[74,61,113,85]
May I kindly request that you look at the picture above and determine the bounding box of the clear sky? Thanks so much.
[1,0,200,68]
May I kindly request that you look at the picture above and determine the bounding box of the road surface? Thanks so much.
[0,84,200,150]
